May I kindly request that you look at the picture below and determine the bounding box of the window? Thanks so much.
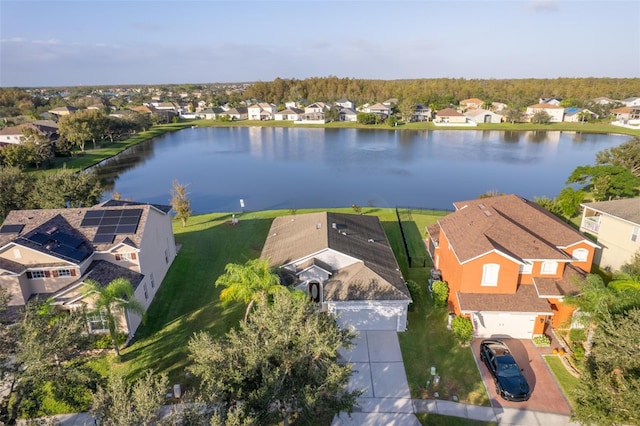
[632,226,639,243]
[541,261,558,275]
[150,273,155,289]
[30,270,46,279]
[58,269,72,277]
[87,310,108,332]
[519,262,533,274]
[573,248,589,262]
[481,263,500,286]
[13,249,21,259]
[165,248,169,264]
[143,283,148,300]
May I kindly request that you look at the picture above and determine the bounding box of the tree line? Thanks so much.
[245,76,640,108]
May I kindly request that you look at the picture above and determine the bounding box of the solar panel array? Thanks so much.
[23,230,89,263]
[0,224,25,234]
[80,209,143,244]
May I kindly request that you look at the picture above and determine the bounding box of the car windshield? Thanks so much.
[497,362,522,378]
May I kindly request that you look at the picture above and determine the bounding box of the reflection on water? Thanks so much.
[93,128,628,213]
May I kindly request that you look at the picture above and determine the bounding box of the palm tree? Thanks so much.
[215,258,286,321]
[82,277,145,357]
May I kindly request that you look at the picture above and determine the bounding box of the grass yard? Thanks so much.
[118,206,488,407]
[544,355,580,409]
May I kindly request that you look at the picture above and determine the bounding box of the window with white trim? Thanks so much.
[58,269,72,277]
[143,283,148,300]
[87,310,108,332]
[30,270,46,279]
[519,262,533,274]
[481,263,500,286]
[632,226,639,243]
[573,248,589,262]
[541,261,558,275]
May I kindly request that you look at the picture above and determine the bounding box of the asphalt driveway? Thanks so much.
[472,338,573,416]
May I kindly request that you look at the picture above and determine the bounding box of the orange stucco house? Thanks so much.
[427,194,597,339]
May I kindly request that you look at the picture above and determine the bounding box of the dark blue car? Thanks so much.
[479,339,531,402]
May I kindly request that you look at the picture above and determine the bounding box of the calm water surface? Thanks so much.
[94,127,629,213]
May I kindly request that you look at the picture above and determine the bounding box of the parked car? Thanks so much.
[479,339,531,402]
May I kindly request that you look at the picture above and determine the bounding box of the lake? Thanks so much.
[94,127,629,214]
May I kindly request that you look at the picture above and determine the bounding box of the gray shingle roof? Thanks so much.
[581,198,640,226]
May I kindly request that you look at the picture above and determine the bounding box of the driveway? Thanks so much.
[472,338,573,416]
[333,330,420,426]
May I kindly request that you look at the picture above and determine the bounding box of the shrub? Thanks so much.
[532,334,551,346]
[431,281,449,307]
[91,332,126,350]
[572,343,585,362]
[451,316,473,345]
[569,328,586,343]
[405,280,420,311]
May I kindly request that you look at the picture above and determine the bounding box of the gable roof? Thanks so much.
[261,212,410,301]
[527,103,563,109]
[436,108,463,117]
[581,198,640,225]
[439,194,588,264]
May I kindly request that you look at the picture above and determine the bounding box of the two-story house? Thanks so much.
[248,103,278,120]
[0,200,177,337]
[427,194,597,339]
[580,198,640,272]
[526,103,565,122]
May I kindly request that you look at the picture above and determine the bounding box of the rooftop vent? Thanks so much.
[332,223,337,229]
[316,223,322,229]
[483,210,492,217]
[368,238,374,243]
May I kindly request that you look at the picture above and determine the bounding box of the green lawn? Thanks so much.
[119,206,488,407]
[544,355,580,409]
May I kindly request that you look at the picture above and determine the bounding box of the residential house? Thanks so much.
[490,102,508,112]
[382,98,398,107]
[464,108,502,124]
[366,103,391,119]
[0,200,177,337]
[411,104,431,122]
[539,97,563,106]
[620,97,640,107]
[261,212,412,331]
[426,194,597,339]
[48,106,78,118]
[611,106,640,122]
[274,107,304,121]
[198,107,224,120]
[580,198,640,272]
[335,98,355,110]
[0,121,58,146]
[563,108,596,123]
[590,97,619,105]
[339,108,358,122]
[218,107,248,121]
[459,98,484,112]
[301,102,329,122]
[526,103,565,122]
[248,103,278,120]
[434,108,468,124]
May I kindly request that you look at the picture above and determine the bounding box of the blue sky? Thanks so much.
[1,0,639,87]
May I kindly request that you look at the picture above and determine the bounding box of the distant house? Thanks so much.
[411,104,431,122]
[526,103,564,122]
[459,98,484,111]
[427,194,597,339]
[261,212,412,331]
[464,108,502,124]
[620,97,640,107]
[198,107,225,120]
[580,198,640,272]
[274,107,304,121]
[219,107,248,121]
[0,200,177,337]
[563,108,596,122]
[366,103,391,119]
[434,108,468,124]
[0,121,58,146]
[611,106,640,122]
[301,102,329,122]
[490,102,508,112]
[339,108,358,122]
[382,98,398,107]
[590,97,619,105]
[248,103,278,120]
[335,98,355,110]
[539,97,563,106]
[48,106,78,117]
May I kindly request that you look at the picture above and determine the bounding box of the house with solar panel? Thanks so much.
[0,200,177,336]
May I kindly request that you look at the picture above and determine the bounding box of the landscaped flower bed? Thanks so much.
[532,334,551,347]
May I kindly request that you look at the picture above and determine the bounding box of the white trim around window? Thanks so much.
[481,263,500,286]
[573,248,589,262]
[519,262,533,274]
[541,261,558,275]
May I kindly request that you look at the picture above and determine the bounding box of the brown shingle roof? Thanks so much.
[458,284,552,313]
[532,264,584,298]
[441,195,586,263]
[436,108,463,117]
[581,198,640,226]
[261,212,410,301]
[528,103,562,109]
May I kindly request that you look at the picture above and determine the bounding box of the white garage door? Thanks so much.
[473,312,536,339]
[335,308,398,331]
